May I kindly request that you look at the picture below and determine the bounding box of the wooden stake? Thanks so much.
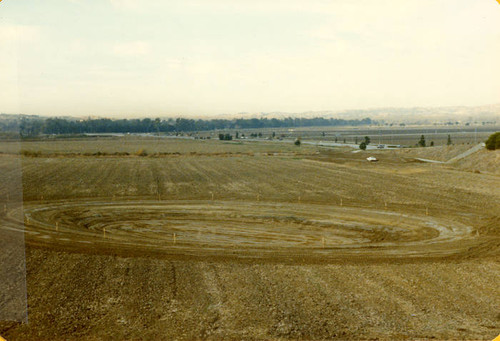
[384,201,387,210]
[340,198,343,207]
[322,237,326,248]
[56,222,59,231]
[298,196,301,203]
[426,207,429,216]
[211,192,214,200]
[3,204,6,213]
[173,233,176,244]
[103,228,106,237]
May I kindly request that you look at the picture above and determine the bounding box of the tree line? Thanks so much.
[6,116,373,137]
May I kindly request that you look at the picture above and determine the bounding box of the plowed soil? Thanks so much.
[0,138,499,340]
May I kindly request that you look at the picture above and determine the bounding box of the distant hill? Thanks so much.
[254,104,500,124]
[2,103,499,125]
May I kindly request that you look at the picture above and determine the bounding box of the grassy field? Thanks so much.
[0,137,499,340]
[210,125,498,146]
[0,136,319,155]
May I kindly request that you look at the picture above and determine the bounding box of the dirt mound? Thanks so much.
[453,149,500,175]
[397,144,474,162]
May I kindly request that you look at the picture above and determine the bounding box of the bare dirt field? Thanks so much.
[0,137,499,340]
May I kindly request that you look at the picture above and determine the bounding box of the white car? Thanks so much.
[366,156,378,162]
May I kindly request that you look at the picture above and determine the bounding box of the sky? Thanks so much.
[1,0,499,118]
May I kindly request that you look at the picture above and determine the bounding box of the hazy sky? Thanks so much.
[1,0,499,117]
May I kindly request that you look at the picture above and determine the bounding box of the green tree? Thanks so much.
[418,135,426,147]
[154,118,161,135]
[485,132,500,150]
[359,142,367,150]
[294,138,301,146]
[430,141,434,147]
[447,134,452,145]
[364,136,370,145]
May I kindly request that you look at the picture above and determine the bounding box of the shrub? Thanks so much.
[135,149,148,156]
[359,142,367,150]
[21,150,42,157]
[218,133,233,141]
[485,132,500,150]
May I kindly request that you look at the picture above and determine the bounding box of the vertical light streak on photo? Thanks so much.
[0,139,28,323]
[0,21,28,323]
